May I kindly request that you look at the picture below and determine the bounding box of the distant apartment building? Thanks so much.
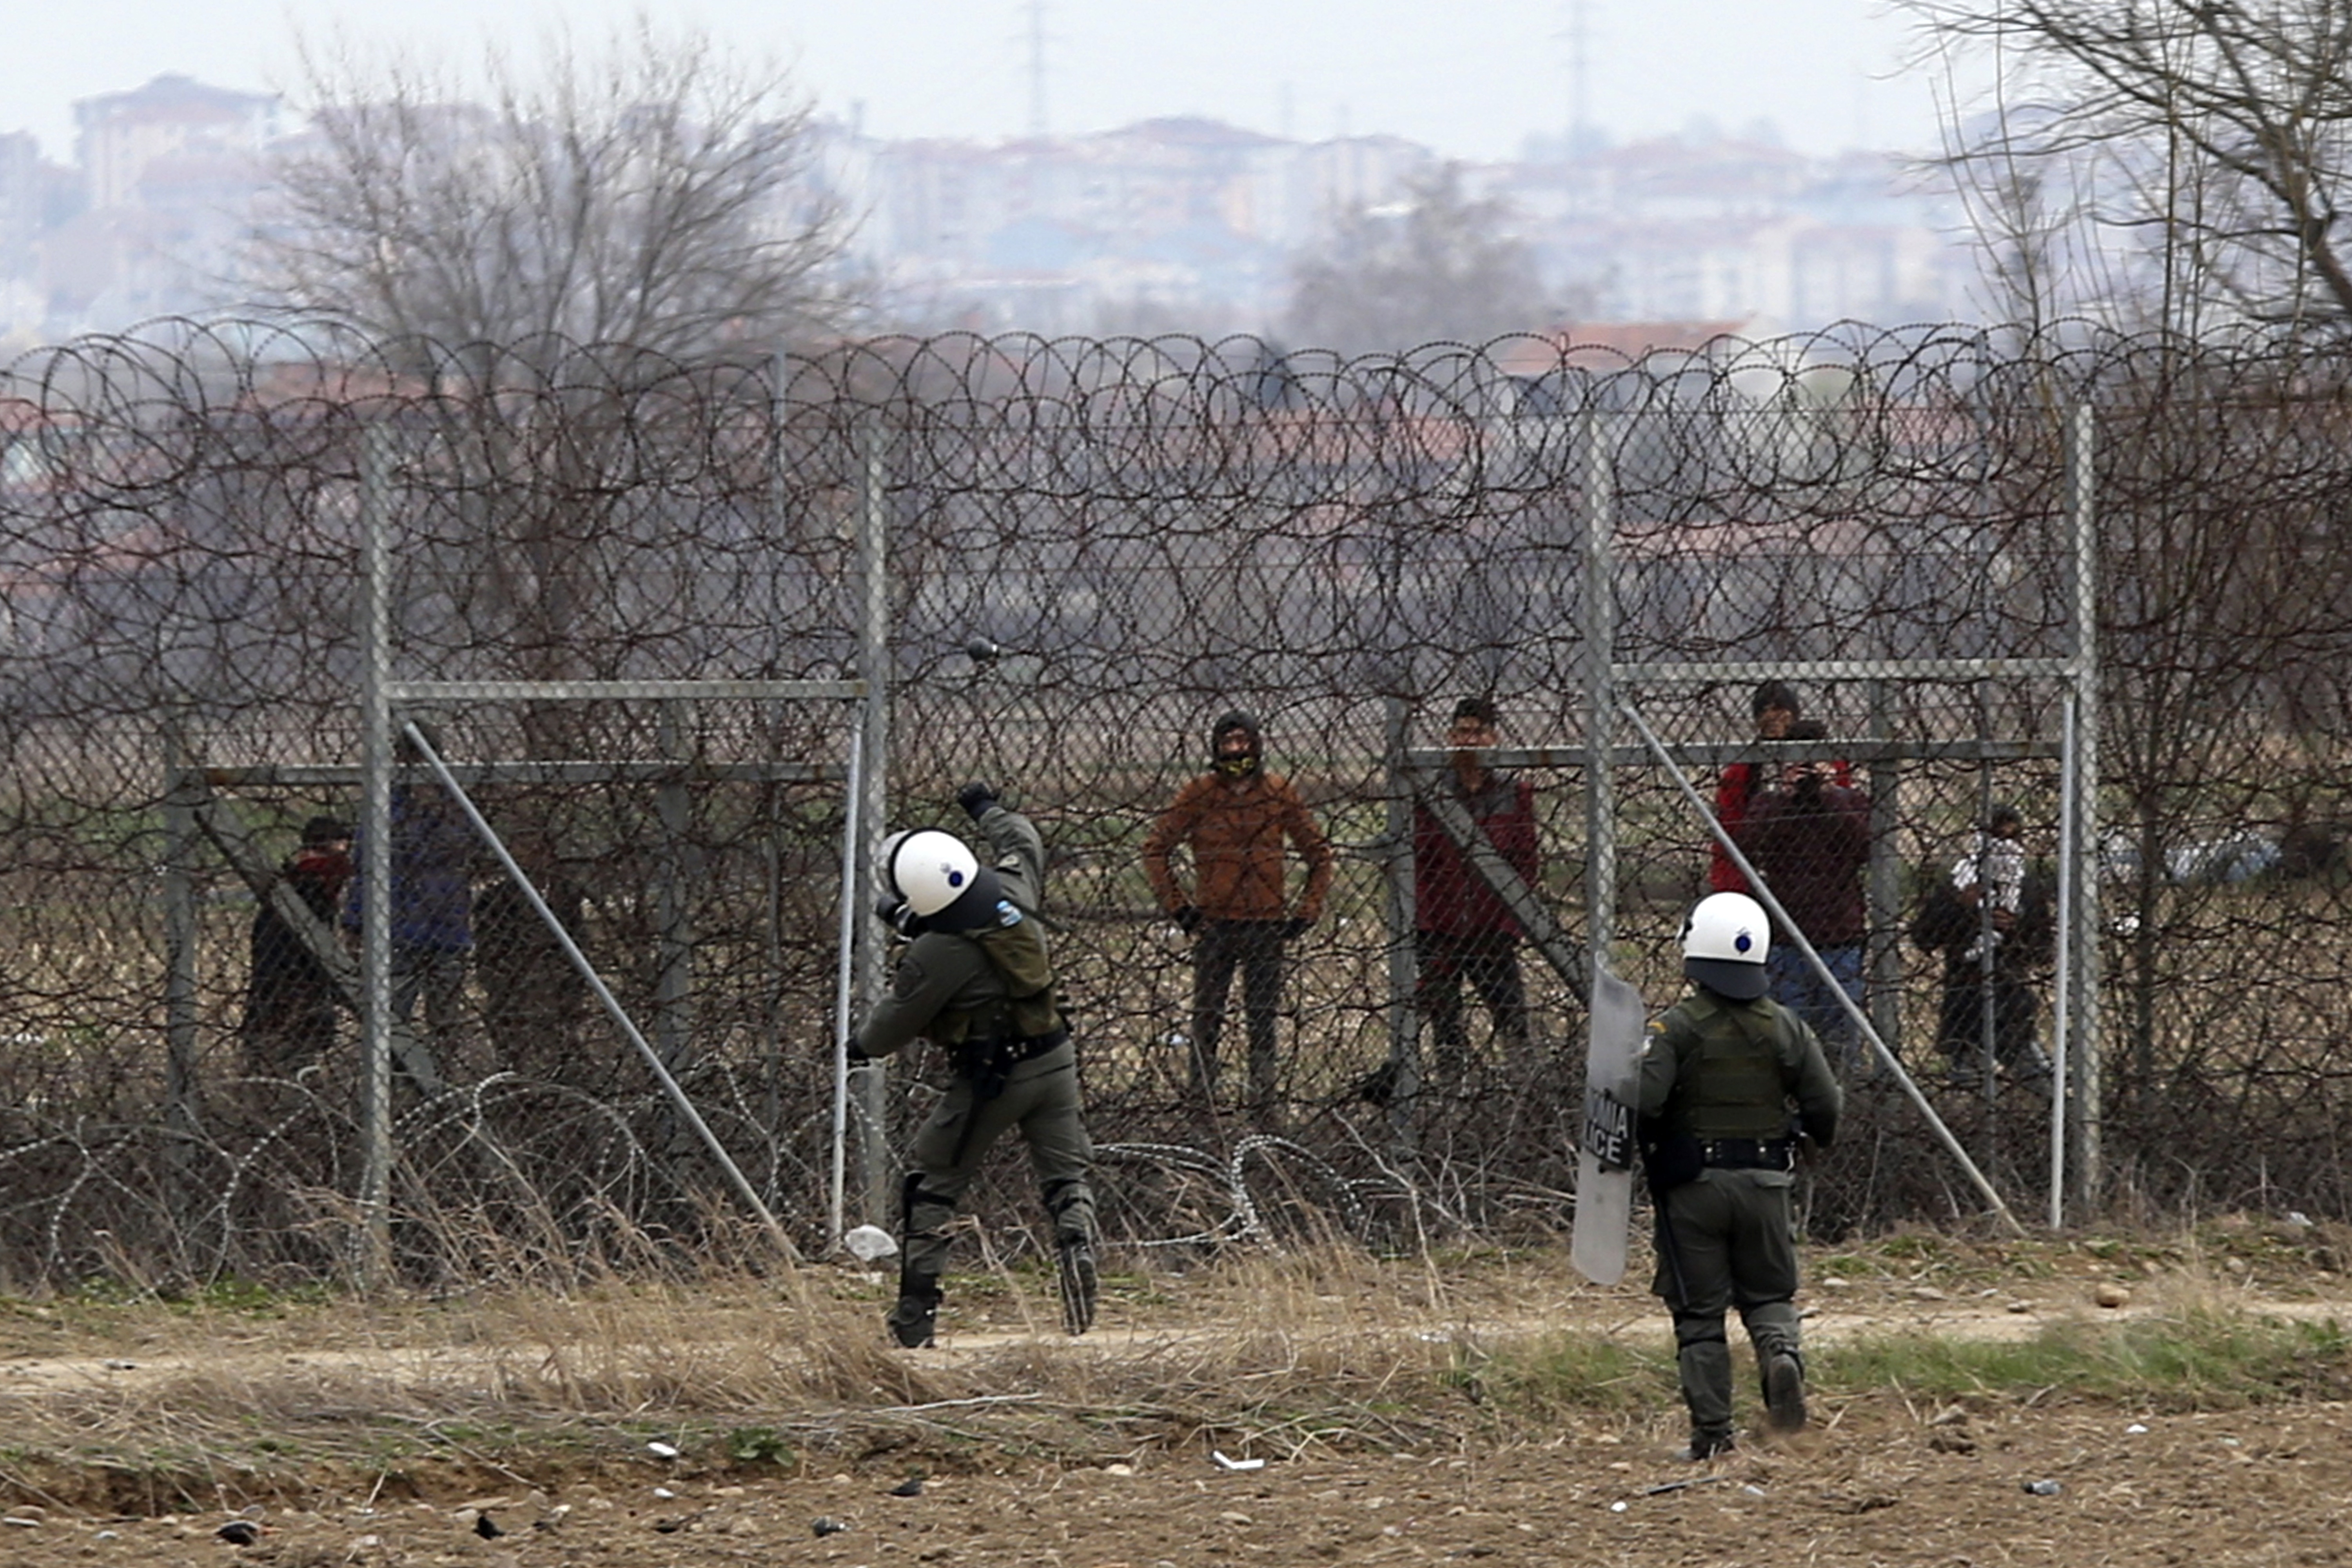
[0,133,39,278]
[76,74,279,214]
[829,117,1437,332]
[16,75,281,334]
[1496,138,1965,330]
[827,120,1970,338]
[5,71,1976,345]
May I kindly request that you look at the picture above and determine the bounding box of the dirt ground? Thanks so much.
[2,1234,2348,1566]
[0,1399,2347,1567]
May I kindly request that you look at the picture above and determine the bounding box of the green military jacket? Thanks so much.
[854,804,1060,1059]
[1637,984,1843,1147]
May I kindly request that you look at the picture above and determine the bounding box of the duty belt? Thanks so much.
[1005,1027,1070,1064]
[1697,1137,1794,1171]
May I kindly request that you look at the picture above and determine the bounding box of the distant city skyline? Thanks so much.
[2,1,1976,169]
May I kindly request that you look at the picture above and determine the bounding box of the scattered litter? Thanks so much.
[1609,1501,1628,1513]
[2127,1423,2149,1435]
[2022,1479,2063,1497]
[93,1531,116,1541]
[1741,1484,1766,1497]
[1103,1463,1134,1477]
[1211,1450,1266,1472]
[652,1488,676,1501]
[1640,1475,1724,1497]
[646,1440,681,1459]
[103,1359,136,1371]
[1,1517,38,1529]
[843,1224,899,1262]
[215,1520,262,1544]
[2287,1211,2315,1229]
[812,1517,849,1537]
[888,1477,924,1497]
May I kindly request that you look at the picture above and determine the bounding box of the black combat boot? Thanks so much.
[1764,1351,1809,1433]
[1678,1427,1736,1462]
[886,1278,942,1349]
[1058,1237,1098,1336]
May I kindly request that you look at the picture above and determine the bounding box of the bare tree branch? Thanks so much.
[1283,165,1560,354]
[1909,0,2352,333]
[244,14,857,369]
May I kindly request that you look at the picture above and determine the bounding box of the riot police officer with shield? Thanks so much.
[1639,891,1842,1459]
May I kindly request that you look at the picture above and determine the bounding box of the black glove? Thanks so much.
[1281,916,1314,942]
[956,781,998,820]
[875,897,927,940]
[1172,904,1202,935]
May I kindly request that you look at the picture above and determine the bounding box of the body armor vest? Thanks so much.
[1666,991,1790,1141]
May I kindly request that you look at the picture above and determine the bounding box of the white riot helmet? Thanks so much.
[1682,891,1769,1000]
[881,828,1005,931]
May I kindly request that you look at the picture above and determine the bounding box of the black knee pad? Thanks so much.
[1672,1311,1730,1347]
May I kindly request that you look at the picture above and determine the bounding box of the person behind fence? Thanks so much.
[1920,802,2053,1087]
[1712,681,1855,896]
[1639,891,1842,1461]
[241,815,353,1079]
[341,741,475,1063]
[473,822,592,1087]
[1143,710,1334,1117]
[1412,696,1538,1073]
[852,783,1098,1349]
[1738,719,1871,1074]
[1710,681,1799,896]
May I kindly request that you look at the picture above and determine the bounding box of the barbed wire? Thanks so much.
[3,319,2350,1288]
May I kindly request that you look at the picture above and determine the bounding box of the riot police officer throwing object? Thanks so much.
[1639,892,1843,1460]
[852,783,1098,1348]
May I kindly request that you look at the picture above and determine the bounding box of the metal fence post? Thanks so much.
[1580,410,1617,973]
[1381,694,1421,1150]
[161,719,201,1190]
[853,416,893,1229]
[2065,401,2101,1218]
[357,421,394,1287]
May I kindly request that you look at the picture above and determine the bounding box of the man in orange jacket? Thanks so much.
[1145,711,1334,1119]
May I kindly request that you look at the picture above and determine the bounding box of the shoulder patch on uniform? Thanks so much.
[890,955,929,1000]
[1641,1018,1666,1056]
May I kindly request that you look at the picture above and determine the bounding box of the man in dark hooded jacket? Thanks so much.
[1143,711,1334,1119]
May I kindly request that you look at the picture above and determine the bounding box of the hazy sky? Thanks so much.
[2,1,1962,165]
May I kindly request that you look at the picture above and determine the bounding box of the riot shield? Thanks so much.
[1569,962,1648,1285]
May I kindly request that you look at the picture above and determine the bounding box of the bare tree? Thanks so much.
[1284,165,1558,354]
[251,16,856,363]
[1910,1,2352,336]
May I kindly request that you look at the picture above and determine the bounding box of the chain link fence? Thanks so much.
[2,321,2347,1289]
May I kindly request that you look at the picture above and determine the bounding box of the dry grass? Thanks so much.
[0,1224,2347,1510]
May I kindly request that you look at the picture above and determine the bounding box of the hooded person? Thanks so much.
[1143,710,1335,1122]
[241,815,354,1078]
[1636,891,1843,1461]
[1930,802,2053,1087]
[850,782,1098,1348]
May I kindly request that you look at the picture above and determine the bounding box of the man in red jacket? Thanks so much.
[1739,720,1872,1074]
[1711,681,1799,895]
[1145,711,1334,1119]
[1412,697,1539,1073]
